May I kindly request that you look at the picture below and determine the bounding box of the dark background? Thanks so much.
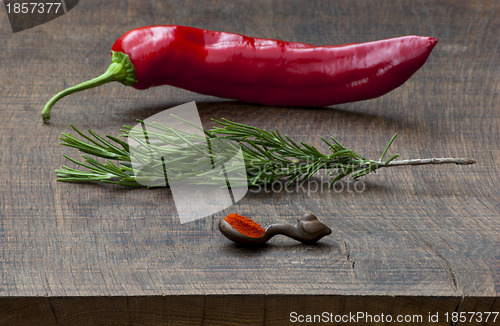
[0,0,498,324]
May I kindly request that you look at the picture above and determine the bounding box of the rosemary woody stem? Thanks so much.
[383,157,477,167]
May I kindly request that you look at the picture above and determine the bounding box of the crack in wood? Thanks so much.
[451,296,465,326]
[201,295,207,325]
[46,297,58,324]
[262,295,267,326]
[343,240,356,277]
[127,297,131,326]
[421,239,461,293]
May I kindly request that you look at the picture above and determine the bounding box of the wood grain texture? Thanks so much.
[0,0,498,322]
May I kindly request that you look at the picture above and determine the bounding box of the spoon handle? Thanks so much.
[265,224,305,242]
[266,220,331,244]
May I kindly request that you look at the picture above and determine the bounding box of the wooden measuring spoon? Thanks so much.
[219,213,332,245]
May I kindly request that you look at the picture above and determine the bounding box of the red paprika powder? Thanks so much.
[224,213,266,238]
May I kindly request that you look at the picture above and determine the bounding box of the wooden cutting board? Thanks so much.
[0,0,498,324]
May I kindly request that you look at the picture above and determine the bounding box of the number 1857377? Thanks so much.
[6,2,62,14]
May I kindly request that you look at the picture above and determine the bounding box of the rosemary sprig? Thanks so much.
[56,119,476,187]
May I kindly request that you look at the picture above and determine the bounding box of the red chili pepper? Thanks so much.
[42,25,437,121]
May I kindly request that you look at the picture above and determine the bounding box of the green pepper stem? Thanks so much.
[42,51,138,122]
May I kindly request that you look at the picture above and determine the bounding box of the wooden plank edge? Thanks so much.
[0,295,498,325]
